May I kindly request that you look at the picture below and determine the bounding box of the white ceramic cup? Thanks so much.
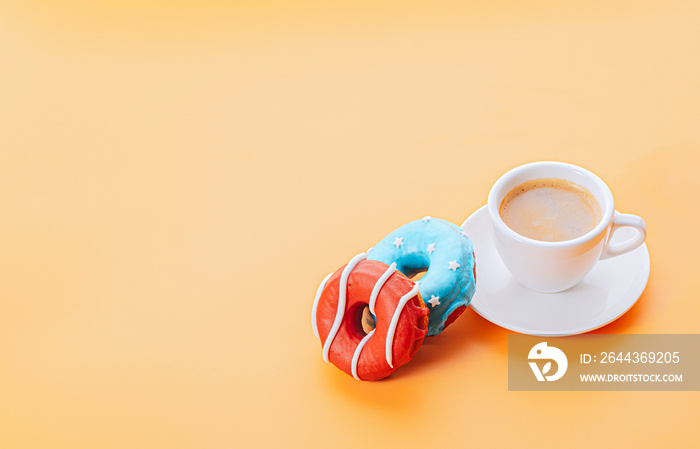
[487,161,647,293]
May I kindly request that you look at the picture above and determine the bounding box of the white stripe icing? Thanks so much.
[315,255,420,376]
[311,272,334,339]
[368,262,396,315]
[351,329,375,380]
[385,281,421,368]
[322,252,367,363]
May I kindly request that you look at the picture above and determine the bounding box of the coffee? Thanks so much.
[499,178,601,242]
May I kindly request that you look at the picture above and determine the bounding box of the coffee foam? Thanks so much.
[499,178,602,242]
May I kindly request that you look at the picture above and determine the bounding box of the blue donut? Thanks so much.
[367,216,476,336]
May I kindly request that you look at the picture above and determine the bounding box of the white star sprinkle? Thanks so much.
[428,295,440,307]
[393,237,404,248]
[427,243,436,255]
[421,216,432,222]
[448,260,460,271]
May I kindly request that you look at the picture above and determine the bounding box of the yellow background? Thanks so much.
[1,1,699,448]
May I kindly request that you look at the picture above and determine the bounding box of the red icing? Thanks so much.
[472,250,477,285]
[443,305,467,330]
[441,250,476,332]
[315,260,429,381]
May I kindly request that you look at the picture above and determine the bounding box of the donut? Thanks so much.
[312,253,429,381]
[367,216,476,336]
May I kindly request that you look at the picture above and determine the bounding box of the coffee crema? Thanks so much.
[499,178,602,242]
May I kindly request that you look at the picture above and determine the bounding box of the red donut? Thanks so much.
[312,253,429,381]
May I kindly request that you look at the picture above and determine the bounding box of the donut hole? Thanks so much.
[408,269,427,281]
[346,303,376,340]
[396,254,430,281]
[360,305,376,334]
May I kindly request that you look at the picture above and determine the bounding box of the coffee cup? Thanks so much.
[487,161,647,293]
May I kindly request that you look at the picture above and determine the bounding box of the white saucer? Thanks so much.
[461,206,650,337]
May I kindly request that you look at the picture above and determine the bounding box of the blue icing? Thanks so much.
[367,217,476,336]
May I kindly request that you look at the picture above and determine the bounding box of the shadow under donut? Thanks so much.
[388,307,507,380]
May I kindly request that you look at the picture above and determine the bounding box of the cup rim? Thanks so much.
[487,161,615,248]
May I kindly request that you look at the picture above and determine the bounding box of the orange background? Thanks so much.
[1,1,699,448]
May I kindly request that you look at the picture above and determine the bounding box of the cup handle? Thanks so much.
[599,212,647,260]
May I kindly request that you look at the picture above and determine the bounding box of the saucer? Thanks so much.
[460,206,650,336]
